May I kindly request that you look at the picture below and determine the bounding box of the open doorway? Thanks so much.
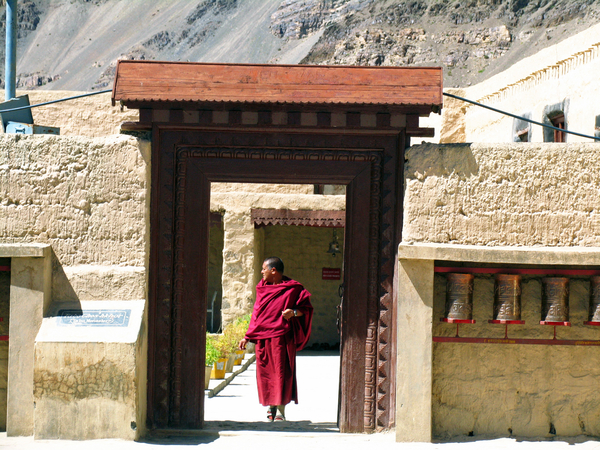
[203,182,345,427]
[260,225,343,426]
[145,126,404,433]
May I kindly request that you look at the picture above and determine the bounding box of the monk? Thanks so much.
[239,256,313,422]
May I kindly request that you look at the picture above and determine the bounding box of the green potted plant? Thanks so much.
[210,333,230,379]
[205,334,221,388]
[222,324,241,373]
[232,314,251,365]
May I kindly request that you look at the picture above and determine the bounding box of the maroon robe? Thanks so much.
[245,277,313,406]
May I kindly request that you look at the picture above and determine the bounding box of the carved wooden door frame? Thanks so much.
[147,125,404,433]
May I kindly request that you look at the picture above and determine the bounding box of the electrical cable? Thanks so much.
[0,89,112,113]
[1,88,598,142]
[443,92,600,142]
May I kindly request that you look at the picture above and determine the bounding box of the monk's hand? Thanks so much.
[239,338,248,350]
[282,309,295,320]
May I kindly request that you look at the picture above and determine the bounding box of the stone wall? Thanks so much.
[212,183,313,195]
[0,134,149,301]
[403,142,600,247]
[1,90,138,138]
[401,142,600,440]
[0,134,148,439]
[33,341,141,440]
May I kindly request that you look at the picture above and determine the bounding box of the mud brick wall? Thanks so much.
[402,142,600,440]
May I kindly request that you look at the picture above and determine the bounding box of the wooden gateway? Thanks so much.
[112,60,443,433]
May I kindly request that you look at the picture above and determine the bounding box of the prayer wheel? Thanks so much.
[445,273,474,320]
[493,274,522,321]
[589,276,600,322]
[541,277,569,322]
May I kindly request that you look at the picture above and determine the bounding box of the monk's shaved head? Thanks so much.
[264,257,284,274]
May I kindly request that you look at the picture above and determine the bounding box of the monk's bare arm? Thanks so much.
[282,308,304,320]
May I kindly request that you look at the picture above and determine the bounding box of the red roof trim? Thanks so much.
[112,60,443,111]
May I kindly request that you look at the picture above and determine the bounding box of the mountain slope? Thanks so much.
[1,0,600,92]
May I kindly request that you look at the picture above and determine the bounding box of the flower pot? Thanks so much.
[234,349,245,365]
[204,365,212,389]
[225,353,236,373]
[211,358,227,379]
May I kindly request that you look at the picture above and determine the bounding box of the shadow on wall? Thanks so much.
[50,249,81,310]
[405,143,479,180]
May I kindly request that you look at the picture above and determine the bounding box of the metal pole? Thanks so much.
[5,0,18,101]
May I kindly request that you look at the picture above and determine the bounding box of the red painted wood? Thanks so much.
[433,336,600,346]
[441,318,476,324]
[488,320,526,324]
[584,321,600,326]
[251,209,345,228]
[0,336,8,341]
[540,321,571,326]
[112,61,443,110]
[0,266,10,271]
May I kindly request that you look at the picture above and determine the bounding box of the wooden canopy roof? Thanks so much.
[112,60,443,113]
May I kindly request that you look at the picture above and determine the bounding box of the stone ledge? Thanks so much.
[0,244,51,258]
[398,243,600,265]
[206,354,256,398]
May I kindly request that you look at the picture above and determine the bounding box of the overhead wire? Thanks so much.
[0,89,112,113]
[0,88,598,142]
[443,92,600,142]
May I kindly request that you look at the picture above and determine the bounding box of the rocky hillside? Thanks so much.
[1,0,600,92]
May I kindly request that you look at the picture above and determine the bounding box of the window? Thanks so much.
[513,113,532,142]
[543,100,569,143]
[551,114,565,143]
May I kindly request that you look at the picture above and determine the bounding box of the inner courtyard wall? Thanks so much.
[402,142,600,439]
[260,225,344,347]
[210,191,345,327]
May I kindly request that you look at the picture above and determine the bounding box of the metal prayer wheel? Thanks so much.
[493,274,522,321]
[445,273,474,320]
[589,276,600,322]
[541,277,569,322]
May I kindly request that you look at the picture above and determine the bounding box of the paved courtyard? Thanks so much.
[2,351,600,449]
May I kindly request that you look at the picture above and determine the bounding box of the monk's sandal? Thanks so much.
[274,413,285,422]
[267,406,277,422]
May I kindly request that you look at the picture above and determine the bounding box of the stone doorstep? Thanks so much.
[206,354,256,398]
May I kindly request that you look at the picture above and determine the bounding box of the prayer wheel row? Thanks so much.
[444,274,600,323]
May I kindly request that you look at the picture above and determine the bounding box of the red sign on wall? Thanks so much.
[322,268,341,280]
